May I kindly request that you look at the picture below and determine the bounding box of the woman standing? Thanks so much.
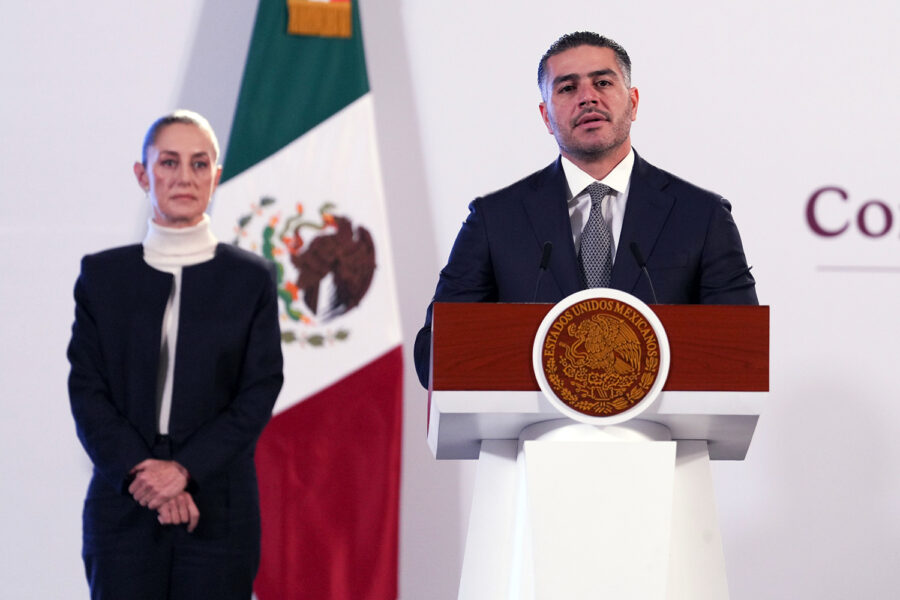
[68,110,284,599]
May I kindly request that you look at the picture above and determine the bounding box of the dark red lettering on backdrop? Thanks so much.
[806,186,896,239]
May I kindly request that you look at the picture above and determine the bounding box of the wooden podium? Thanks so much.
[426,302,769,600]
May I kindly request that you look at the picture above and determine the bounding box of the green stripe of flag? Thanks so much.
[222,0,369,183]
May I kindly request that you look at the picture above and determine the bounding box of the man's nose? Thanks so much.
[578,86,600,106]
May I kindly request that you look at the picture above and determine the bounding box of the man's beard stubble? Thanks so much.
[554,106,632,163]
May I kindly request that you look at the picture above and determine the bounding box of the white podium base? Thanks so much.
[457,419,729,600]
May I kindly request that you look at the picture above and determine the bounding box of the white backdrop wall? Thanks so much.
[1,1,898,599]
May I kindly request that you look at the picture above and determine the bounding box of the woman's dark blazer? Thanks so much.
[67,243,284,554]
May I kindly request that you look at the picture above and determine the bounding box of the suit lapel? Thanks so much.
[522,158,583,298]
[612,151,675,295]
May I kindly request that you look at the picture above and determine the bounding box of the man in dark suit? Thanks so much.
[414,32,757,388]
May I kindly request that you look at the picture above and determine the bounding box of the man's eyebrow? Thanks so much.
[551,73,578,88]
[552,69,618,88]
[588,69,618,80]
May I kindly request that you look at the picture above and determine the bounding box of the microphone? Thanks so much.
[629,242,659,304]
[532,242,553,302]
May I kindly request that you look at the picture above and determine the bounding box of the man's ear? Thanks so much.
[539,102,554,134]
[629,87,640,121]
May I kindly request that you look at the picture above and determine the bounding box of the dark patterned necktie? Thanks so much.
[579,182,614,288]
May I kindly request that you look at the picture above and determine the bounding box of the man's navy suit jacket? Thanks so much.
[68,244,284,553]
[414,151,758,387]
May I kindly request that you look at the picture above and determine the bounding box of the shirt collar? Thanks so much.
[560,148,635,198]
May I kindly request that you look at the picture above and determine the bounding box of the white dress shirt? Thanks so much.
[561,148,635,261]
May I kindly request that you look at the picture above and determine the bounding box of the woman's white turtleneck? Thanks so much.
[142,214,218,434]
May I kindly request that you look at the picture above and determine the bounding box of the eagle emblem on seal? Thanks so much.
[542,298,660,416]
[562,314,642,402]
[566,315,641,377]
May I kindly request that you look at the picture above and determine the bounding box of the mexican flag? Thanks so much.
[211,1,402,598]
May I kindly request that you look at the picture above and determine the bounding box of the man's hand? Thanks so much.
[157,491,200,532]
[128,459,190,510]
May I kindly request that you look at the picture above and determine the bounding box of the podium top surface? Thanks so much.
[431,303,769,393]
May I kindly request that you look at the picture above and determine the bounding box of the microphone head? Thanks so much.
[629,242,646,267]
[539,241,553,270]
[630,242,659,304]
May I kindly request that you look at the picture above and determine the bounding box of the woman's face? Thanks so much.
[133,122,222,228]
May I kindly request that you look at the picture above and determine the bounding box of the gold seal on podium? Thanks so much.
[533,290,670,424]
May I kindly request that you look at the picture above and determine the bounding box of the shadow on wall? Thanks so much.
[361,2,469,598]
[175,0,258,159]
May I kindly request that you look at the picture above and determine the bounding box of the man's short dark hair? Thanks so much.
[538,32,632,96]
